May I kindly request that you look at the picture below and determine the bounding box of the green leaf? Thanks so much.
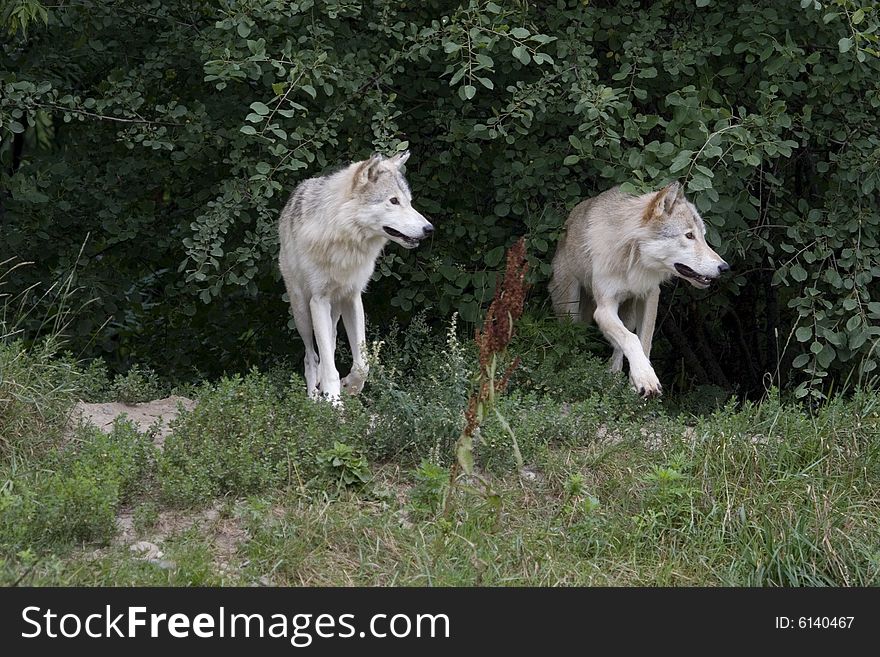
[237,22,251,38]
[250,102,270,115]
[838,37,853,53]
[687,173,712,192]
[795,326,812,342]
[485,246,505,267]
[790,264,808,282]
[817,343,836,369]
[511,27,530,39]
[255,162,271,175]
[563,155,580,166]
[512,46,531,65]
[669,150,693,173]
[240,125,257,135]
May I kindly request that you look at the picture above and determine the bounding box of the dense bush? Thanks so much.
[158,369,370,503]
[0,420,155,550]
[2,1,879,397]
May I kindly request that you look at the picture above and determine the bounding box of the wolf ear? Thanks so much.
[644,181,683,222]
[660,180,682,212]
[662,181,683,213]
[356,153,385,186]
[389,150,410,169]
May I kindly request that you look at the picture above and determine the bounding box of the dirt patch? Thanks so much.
[115,502,250,575]
[68,396,195,447]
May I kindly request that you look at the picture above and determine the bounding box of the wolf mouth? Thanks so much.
[674,263,713,288]
[383,226,420,247]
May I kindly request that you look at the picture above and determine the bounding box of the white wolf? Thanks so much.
[278,151,434,401]
[549,182,729,397]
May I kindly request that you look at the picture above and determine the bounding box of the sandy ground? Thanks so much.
[68,395,195,447]
[115,502,250,575]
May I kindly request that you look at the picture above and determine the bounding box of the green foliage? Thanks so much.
[362,314,472,463]
[132,500,160,536]
[158,369,369,504]
[73,357,113,402]
[409,460,449,517]
[110,363,163,404]
[0,419,155,552]
[2,1,878,395]
[1,336,879,585]
[638,451,700,532]
[0,338,77,458]
[316,441,372,488]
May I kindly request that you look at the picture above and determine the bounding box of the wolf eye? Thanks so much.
[389,197,400,205]
[685,231,695,240]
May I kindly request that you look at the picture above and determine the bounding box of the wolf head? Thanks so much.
[351,151,434,249]
[640,182,730,289]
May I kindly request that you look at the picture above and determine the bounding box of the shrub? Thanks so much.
[362,315,472,464]
[409,460,449,517]
[158,369,370,504]
[317,441,372,488]
[0,419,155,551]
[110,364,163,404]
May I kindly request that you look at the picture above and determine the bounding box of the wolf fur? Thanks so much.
[278,151,433,401]
[549,182,729,397]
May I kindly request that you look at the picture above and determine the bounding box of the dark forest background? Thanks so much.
[2,0,879,400]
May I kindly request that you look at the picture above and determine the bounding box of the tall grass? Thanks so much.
[0,256,87,458]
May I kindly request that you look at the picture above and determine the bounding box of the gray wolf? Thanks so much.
[278,151,434,402]
[549,182,729,397]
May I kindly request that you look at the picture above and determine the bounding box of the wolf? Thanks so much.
[278,151,434,402]
[549,182,729,397]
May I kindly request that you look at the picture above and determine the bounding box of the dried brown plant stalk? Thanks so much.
[447,238,530,511]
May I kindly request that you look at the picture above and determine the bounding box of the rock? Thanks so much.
[130,541,163,560]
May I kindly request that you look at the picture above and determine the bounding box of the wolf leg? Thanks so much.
[309,295,342,403]
[340,294,368,395]
[637,287,659,358]
[593,295,661,397]
[289,293,320,398]
[610,298,640,372]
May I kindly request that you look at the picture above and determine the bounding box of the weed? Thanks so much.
[111,364,163,404]
[317,442,372,488]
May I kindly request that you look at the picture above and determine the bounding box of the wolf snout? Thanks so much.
[718,262,730,274]
[422,223,435,237]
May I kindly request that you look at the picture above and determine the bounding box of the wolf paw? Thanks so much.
[341,373,366,395]
[629,367,662,398]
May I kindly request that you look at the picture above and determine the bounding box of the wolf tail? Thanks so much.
[549,269,586,323]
